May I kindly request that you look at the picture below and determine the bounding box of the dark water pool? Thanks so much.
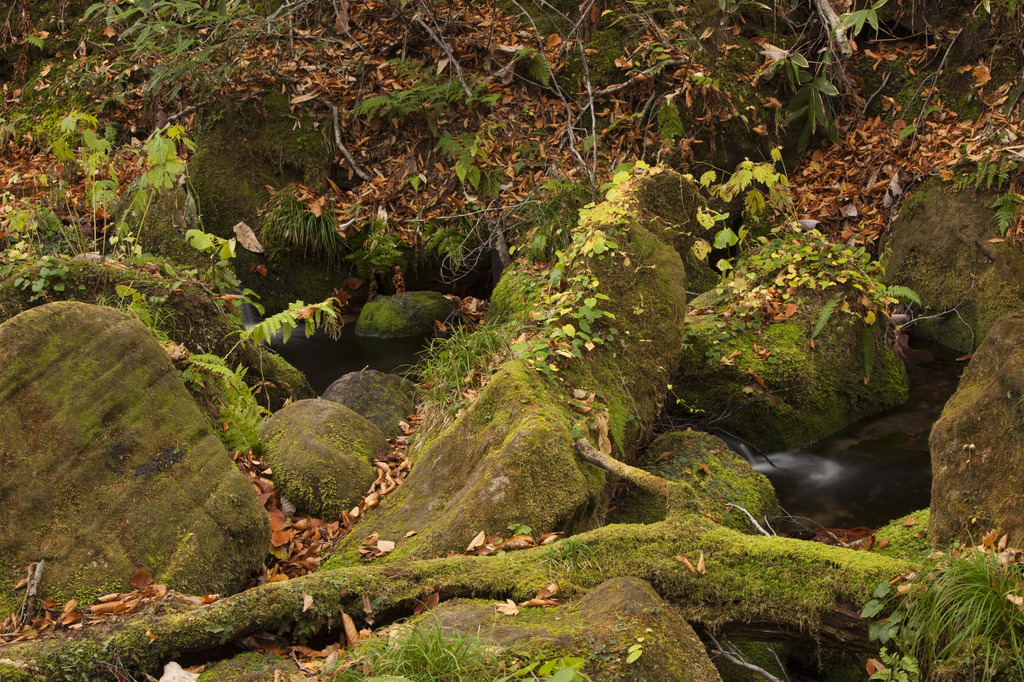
[267,325,428,395]
[738,343,966,530]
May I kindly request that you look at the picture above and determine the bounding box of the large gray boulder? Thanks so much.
[0,302,270,614]
[321,369,417,437]
[929,313,1024,546]
[259,399,387,518]
[354,291,458,338]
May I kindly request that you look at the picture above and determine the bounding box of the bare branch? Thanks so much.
[574,439,671,497]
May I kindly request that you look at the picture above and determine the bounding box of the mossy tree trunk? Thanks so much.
[2,516,911,679]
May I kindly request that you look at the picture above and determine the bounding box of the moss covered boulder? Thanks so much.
[354,291,458,338]
[614,430,779,532]
[326,360,608,564]
[0,302,270,612]
[0,258,314,411]
[326,167,693,564]
[259,399,384,518]
[425,577,722,681]
[883,180,1024,352]
[112,183,209,273]
[929,314,1024,546]
[672,292,908,452]
[321,369,417,437]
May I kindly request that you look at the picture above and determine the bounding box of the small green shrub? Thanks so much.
[862,543,1024,680]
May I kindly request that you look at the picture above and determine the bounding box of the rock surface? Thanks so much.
[321,369,417,437]
[356,288,460,337]
[673,289,908,452]
[0,302,270,611]
[883,180,1024,351]
[326,167,692,564]
[354,290,458,338]
[259,399,385,518]
[929,314,1024,546]
[428,577,723,681]
[614,430,779,532]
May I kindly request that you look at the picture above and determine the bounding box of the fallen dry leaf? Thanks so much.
[495,599,519,616]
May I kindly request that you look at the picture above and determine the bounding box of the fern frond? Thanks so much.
[812,296,840,339]
[881,284,922,307]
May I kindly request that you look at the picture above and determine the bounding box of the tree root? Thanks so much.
[0,518,913,680]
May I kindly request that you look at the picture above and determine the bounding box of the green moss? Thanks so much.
[188,93,339,313]
[615,430,779,532]
[884,179,1024,351]
[197,651,299,681]
[562,29,628,91]
[672,296,908,451]
[0,663,37,681]
[260,399,383,518]
[487,267,543,324]
[0,303,270,608]
[873,509,932,563]
[354,291,457,339]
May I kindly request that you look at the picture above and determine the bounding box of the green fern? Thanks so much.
[881,284,921,307]
[991,191,1023,235]
[812,296,840,339]
[182,353,268,451]
[242,297,342,346]
[954,155,1019,192]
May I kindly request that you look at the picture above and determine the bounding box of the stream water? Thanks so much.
[736,342,966,530]
[266,326,428,395]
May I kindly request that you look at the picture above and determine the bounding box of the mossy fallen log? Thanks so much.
[1,517,913,680]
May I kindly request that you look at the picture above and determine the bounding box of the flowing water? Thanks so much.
[738,343,966,530]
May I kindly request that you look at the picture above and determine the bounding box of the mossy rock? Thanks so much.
[258,351,316,410]
[112,183,209,272]
[326,167,693,564]
[188,93,342,313]
[883,179,1024,352]
[321,369,417,437]
[614,430,779,532]
[196,651,299,682]
[259,399,384,518]
[324,360,609,565]
[487,267,543,324]
[0,258,312,411]
[354,291,458,339]
[631,170,718,293]
[425,577,722,681]
[929,314,1024,546]
[672,299,908,452]
[0,302,270,614]
[873,508,931,563]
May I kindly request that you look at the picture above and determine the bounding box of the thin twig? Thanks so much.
[705,631,786,682]
[325,100,371,182]
[725,504,773,537]
[592,58,691,98]
[413,14,473,100]
[909,29,961,157]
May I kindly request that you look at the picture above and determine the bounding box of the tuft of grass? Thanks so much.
[261,187,343,266]
[899,547,1024,680]
[329,618,507,681]
[544,536,596,579]
[412,322,516,422]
